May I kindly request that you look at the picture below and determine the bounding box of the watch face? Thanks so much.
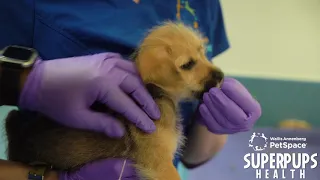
[3,46,33,61]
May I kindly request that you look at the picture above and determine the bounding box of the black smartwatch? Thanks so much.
[0,45,38,106]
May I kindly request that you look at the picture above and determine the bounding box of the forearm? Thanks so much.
[181,122,227,168]
[0,159,58,180]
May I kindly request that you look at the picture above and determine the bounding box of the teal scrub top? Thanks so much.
[0,0,229,167]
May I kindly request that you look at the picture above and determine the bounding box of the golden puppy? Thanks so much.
[5,22,224,180]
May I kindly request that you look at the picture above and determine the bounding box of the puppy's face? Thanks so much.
[136,22,224,100]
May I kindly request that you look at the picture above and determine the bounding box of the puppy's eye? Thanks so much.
[180,59,196,70]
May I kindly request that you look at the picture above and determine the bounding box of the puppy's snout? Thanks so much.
[211,69,224,83]
[201,69,224,96]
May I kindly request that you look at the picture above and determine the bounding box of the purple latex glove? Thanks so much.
[59,159,138,180]
[197,77,262,134]
[19,53,160,137]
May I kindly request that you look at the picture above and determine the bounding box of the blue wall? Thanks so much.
[236,77,320,127]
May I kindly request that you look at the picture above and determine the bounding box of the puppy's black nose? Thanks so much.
[202,69,224,94]
[211,69,224,82]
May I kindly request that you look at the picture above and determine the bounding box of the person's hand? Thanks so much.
[197,77,262,134]
[19,53,160,137]
[58,159,138,180]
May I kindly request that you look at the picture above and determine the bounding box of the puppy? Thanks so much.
[5,22,224,180]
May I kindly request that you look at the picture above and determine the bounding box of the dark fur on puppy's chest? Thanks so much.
[5,109,134,171]
[146,83,166,99]
[4,83,178,171]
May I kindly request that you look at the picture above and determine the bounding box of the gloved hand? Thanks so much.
[59,159,138,180]
[19,53,160,137]
[197,77,262,134]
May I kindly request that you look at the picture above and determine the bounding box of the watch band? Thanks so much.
[0,62,22,106]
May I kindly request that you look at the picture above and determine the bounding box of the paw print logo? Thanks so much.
[248,132,268,151]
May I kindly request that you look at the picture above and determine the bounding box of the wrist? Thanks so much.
[18,59,43,110]
[44,171,59,180]
[194,111,207,127]
[20,68,32,94]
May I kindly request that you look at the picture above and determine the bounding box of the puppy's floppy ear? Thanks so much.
[135,44,173,80]
[145,83,167,99]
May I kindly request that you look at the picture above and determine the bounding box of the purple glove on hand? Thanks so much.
[197,77,262,134]
[59,159,138,180]
[19,53,160,137]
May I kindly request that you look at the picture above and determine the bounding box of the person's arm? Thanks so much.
[181,122,227,168]
[0,159,58,180]
[181,78,261,169]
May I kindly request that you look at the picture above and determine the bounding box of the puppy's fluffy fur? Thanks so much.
[5,22,223,180]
